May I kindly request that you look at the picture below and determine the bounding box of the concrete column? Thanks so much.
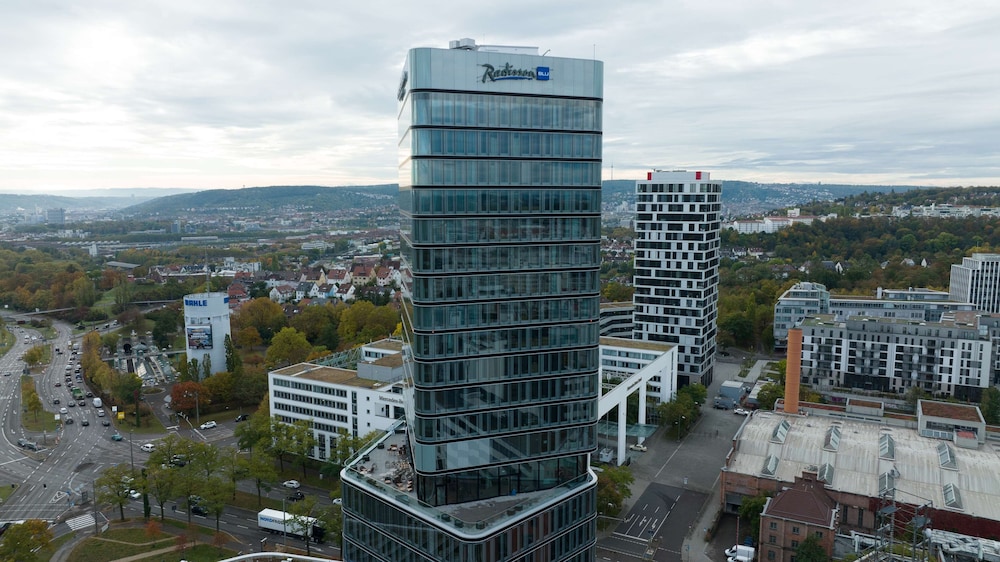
[617,399,628,465]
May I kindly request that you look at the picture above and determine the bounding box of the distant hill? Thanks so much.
[601,179,928,214]
[10,180,936,219]
[122,184,398,215]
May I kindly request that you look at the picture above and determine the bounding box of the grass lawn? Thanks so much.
[34,531,75,561]
[67,521,236,562]
[0,483,16,503]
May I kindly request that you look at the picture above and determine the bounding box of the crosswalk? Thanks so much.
[65,513,94,531]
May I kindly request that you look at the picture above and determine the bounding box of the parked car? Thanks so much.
[16,438,29,448]
[234,414,249,422]
[733,408,750,416]
[629,443,648,452]
[199,420,217,430]
[282,480,301,489]
[129,489,142,500]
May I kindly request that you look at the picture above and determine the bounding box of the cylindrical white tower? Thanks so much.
[183,292,231,379]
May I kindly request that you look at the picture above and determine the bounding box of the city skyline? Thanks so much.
[1,1,998,192]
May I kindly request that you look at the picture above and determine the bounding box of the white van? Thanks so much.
[726,545,756,562]
[92,398,102,408]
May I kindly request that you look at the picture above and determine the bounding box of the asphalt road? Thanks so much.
[597,359,753,561]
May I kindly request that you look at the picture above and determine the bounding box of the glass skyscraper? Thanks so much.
[341,39,602,561]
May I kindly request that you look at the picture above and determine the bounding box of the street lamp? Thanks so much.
[129,429,135,471]
[675,416,686,441]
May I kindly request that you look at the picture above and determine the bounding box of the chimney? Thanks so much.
[784,327,802,414]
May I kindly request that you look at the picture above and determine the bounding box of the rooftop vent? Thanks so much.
[818,463,835,484]
[762,455,779,477]
[824,426,842,451]
[772,420,791,444]
[943,483,963,510]
[879,471,895,497]
[879,434,895,460]
[937,443,958,470]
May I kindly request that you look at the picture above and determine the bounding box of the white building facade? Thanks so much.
[182,292,231,378]
[633,170,721,387]
[950,253,1000,313]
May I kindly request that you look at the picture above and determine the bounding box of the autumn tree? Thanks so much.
[290,302,343,349]
[0,519,53,561]
[233,298,287,344]
[171,381,209,420]
[266,327,313,368]
[336,301,399,349]
[234,326,263,349]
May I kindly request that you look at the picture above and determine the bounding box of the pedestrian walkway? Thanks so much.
[64,513,94,532]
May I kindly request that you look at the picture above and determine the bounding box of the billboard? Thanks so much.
[186,326,213,350]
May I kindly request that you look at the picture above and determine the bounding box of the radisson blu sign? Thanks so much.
[481,63,550,83]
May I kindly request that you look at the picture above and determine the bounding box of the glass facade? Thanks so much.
[343,43,602,562]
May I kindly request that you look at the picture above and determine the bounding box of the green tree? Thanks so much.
[266,327,313,368]
[756,382,784,411]
[796,534,829,562]
[96,464,137,521]
[25,390,42,422]
[145,465,178,522]
[981,386,1000,425]
[224,334,242,375]
[22,346,44,366]
[596,465,634,521]
[287,419,318,479]
[287,496,321,555]
[220,446,248,500]
[738,493,769,544]
[242,447,279,507]
[0,519,53,562]
[71,276,98,308]
[905,386,930,411]
[601,281,634,303]
[235,405,272,454]
[678,383,708,409]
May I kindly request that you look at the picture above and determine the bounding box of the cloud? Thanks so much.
[0,0,997,191]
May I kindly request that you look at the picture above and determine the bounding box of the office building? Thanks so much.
[633,170,721,387]
[773,284,974,351]
[773,282,831,350]
[950,253,1000,313]
[341,38,602,561]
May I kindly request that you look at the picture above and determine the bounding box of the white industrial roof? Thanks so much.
[729,411,1000,519]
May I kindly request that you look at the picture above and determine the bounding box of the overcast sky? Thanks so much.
[1,1,998,193]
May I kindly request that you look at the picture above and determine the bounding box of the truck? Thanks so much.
[257,509,324,543]
[71,387,84,400]
[92,397,102,408]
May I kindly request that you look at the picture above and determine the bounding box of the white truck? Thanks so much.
[726,545,756,562]
[92,397,103,408]
[257,508,324,543]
